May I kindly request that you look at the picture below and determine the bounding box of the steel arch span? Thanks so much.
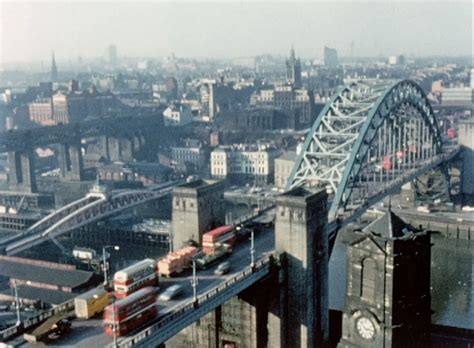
[287,79,455,223]
[4,188,173,256]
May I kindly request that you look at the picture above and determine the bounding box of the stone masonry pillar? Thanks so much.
[270,187,329,348]
[58,143,84,181]
[7,149,37,193]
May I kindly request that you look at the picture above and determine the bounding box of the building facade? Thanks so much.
[251,86,315,129]
[200,79,217,121]
[163,103,193,126]
[338,211,431,348]
[171,139,209,174]
[324,46,338,67]
[441,87,473,107]
[29,86,117,125]
[274,151,296,189]
[211,143,279,185]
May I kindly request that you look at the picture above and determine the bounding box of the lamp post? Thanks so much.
[191,260,198,302]
[102,245,120,287]
[12,281,21,326]
[250,230,255,268]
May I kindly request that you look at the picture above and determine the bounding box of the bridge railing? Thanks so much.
[116,254,274,348]
[0,299,74,342]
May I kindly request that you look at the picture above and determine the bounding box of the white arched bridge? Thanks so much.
[2,182,178,256]
[287,79,459,236]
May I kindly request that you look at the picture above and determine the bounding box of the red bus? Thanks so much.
[104,287,157,336]
[113,259,158,299]
[202,225,236,254]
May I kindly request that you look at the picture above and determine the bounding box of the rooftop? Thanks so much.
[362,210,418,238]
[1,285,77,305]
[0,259,98,289]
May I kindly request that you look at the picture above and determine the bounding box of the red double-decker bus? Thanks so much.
[113,259,158,299]
[104,287,157,337]
[202,225,236,254]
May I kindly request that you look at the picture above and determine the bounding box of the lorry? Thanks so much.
[74,287,110,319]
[194,245,230,270]
[23,314,71,343]
[157,246,198,277]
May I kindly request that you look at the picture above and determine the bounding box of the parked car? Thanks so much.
[214,261,231,276]
[158,284,183,302]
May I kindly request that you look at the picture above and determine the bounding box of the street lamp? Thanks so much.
[250,230,255,268]
[102,245,120,286]
[191,260,198,303]
[12,281,21,326]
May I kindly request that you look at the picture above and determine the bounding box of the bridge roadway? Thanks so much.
[0,114,162,153]
[19,224,275,348]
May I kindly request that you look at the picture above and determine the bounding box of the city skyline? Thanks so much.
[1,1,472,66]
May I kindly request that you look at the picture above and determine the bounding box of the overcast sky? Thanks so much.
[1,0,472,65]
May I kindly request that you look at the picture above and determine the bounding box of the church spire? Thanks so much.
[51,51,58,81]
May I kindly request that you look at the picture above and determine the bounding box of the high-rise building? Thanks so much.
[108,45,118,65]
[51,52,58,81]
[286,47,302,87]
[200,79,217,121]
[323,46,338,67]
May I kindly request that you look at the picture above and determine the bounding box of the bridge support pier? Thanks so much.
[270,187,329,347]
[7,149,37,193]
[58,143,84,181]
[175,281,271,348]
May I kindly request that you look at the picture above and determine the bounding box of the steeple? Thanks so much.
[286,46,301,87]
[51,52,58,82]
[290,45,296,61]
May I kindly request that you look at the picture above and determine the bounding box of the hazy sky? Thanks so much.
[0,0,472,65]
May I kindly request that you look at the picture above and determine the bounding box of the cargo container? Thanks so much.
[114,259,158,299]
[75,287,110,319]
[157,246,197,277]
[202,225,236,254]
[104,287,157,337]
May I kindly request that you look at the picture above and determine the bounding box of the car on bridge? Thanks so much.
[214,261,231,276]
[159,284,183,302]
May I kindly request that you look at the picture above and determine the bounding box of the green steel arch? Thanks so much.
[287,79,444,221]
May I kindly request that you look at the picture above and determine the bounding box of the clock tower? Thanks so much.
[338,210,431,348]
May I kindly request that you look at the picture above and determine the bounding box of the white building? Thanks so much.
[171,139,209,174]
[200,79,217,122]
[211,143,279,185]
[163,103,193,126]
[441,87,473,107]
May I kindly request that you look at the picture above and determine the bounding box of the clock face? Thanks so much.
[356,317,375,340]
